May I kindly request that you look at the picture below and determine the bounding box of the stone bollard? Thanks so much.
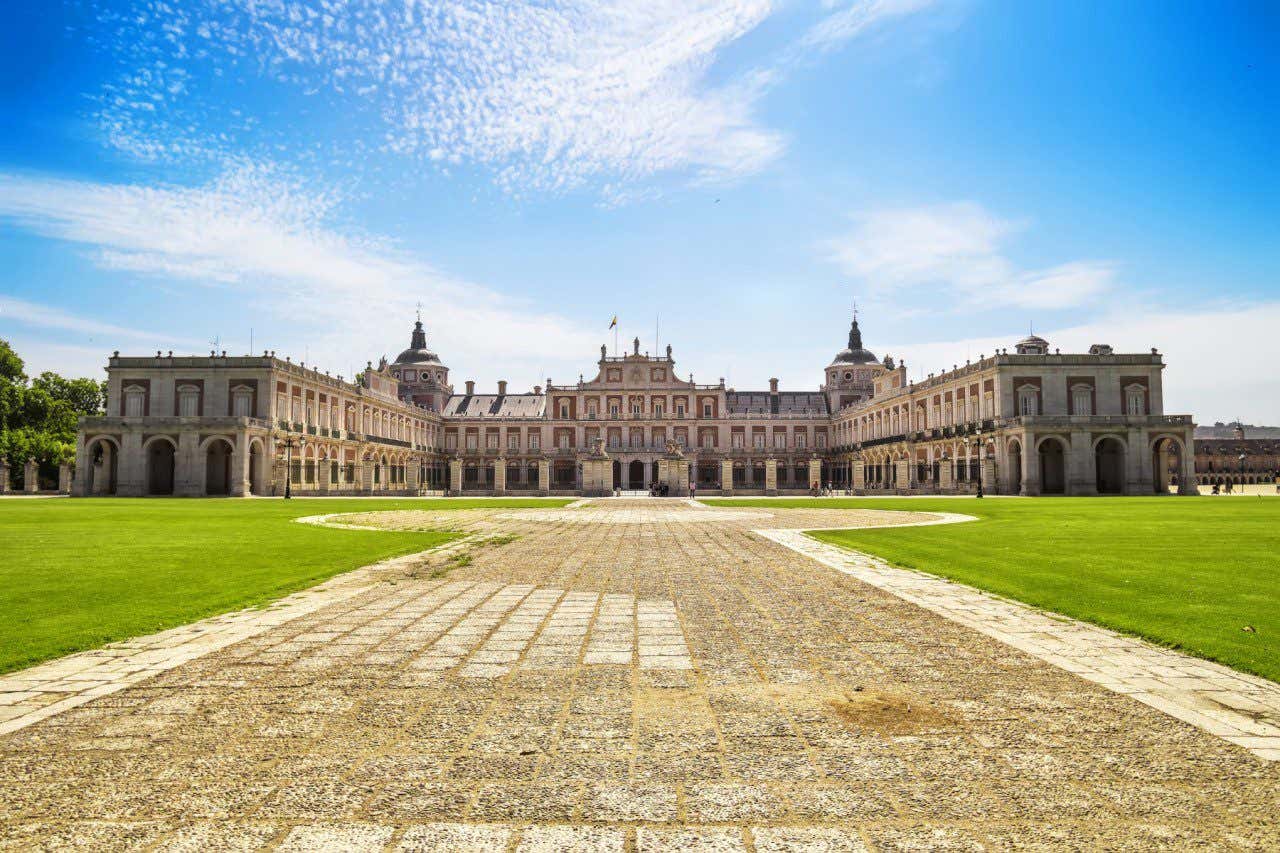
[24,458,39,494]
[59,463,73,494]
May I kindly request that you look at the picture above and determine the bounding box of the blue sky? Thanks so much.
[1,0,1277,422]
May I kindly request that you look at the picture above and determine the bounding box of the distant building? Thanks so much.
[1192,423,1280,487]
[72,310,1199,497]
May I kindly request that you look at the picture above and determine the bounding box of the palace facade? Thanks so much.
[72,313,1199,497]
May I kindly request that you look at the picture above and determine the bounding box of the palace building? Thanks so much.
[72,312,1199,497]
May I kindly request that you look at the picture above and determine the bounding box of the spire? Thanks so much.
[847,313,863,352]
[410,318,427,350]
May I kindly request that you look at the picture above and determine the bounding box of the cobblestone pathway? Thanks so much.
[1,501,1277,851]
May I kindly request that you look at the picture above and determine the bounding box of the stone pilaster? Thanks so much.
[361,460,376,493]
[764,457,778,496]
[24,458,39,493]
[981,459,997,494]
[58,462,73,495]
[808,456,822,491]
[119,432,144,497]
[536,457,550,495]
[938,458,954,491]
[406,461,420,493]
[894,459,910,491]
[229,436,249,497]
[1069,430,1096,496]
[318,457,332,493]
[493,457,507,496]
[71,434,88,497]
[0,459,9,495]
[721,458,734,495]
[175,431,201,497]
[852,459,865,492]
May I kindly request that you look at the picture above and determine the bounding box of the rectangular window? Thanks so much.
[529,434,540,450]
[508,434,520,451]
[702,403,712,417]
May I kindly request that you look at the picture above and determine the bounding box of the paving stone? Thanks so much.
[1,499,1277,849]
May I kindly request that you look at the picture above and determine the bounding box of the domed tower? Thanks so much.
[824,310,886,412]
[390,316,451,411]
[1014,333,1050,355]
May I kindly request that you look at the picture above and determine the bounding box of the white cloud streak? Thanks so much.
[0,166,602,386]
[805,0,940,50]
[823,201,1116,309]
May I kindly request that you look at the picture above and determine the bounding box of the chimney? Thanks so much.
[769,378,779,393]
[465,380,475,396]
[498,380,508,395]
[533,385,542,395]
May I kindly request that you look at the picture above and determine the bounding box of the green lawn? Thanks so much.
[0,497,568,674]
[703,497,1280,682]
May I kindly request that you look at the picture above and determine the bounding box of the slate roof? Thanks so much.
[442,394,546,418]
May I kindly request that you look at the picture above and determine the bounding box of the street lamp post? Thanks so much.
[1238,452,1247,495]
[973,428,984,499]
[283,437,298,499]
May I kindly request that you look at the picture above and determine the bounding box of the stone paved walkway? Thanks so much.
[762,528,1280,763]
[1,500,1277,850]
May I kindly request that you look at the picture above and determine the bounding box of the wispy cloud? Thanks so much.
[822,201,1115,309]
[0,295,201,347]
[94,1,787,194]
[0,166,601,383]
[91,1,942,197]
[804,0,940,51]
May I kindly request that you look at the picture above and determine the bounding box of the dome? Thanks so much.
[1014,334,1049,355]
[832,316,877,365]
[393,320,442,365]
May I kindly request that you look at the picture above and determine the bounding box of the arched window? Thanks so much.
[231,385,253,417]
[1071,385,1092,416]
[177,384,200,417]
[124,385,146,418]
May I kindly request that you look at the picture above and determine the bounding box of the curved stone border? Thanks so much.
[760,525,1280,761]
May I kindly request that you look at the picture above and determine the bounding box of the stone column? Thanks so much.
[493,457,507,496]
[229,435,250,497]
[449,457,463,493]
[57,461,72,495]
[24,459,38,493]
[318,457,332,493]
[852,459,865,492]
[536,457,550,495]
[808,456,822,491]
[1068,430,1096,496]
[1126,427,1146,495]
[1178,429,1199,495]
[71,434,88,497]
[175,431,202,497]
[982,458,997,494]
[0,459,9,494]
[721,458,734,495]
[764,457,778,496]
[1021,437,1041,496]
[406,461,419,493]
[938,458,954,492]
[119,433,144,497]
[894,459,910,491]
[360,459,375,493]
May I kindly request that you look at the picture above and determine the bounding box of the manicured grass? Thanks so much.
[703,497,1280,682]
[0,497,569,674]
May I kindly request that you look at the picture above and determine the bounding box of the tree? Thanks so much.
[0,340,105,485]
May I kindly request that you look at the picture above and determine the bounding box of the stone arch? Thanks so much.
[1094,435,1126,495]
[1150,434,1188,494]
[85,435,120,496]
[612,459,621,488]
[143,435,177,496]
[1036,436,1067,494]
[247,438,266,496]
[1007,439,1024,495]
[628,459,645,489]
[202,436,235,496]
